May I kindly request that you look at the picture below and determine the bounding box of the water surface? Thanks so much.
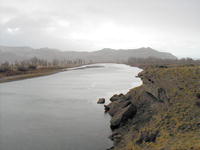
[0,63,142,150]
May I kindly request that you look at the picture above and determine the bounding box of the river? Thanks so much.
[0,63,142,150]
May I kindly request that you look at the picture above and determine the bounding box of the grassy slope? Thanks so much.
[115,66,200,150]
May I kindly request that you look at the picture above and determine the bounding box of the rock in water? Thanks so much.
[97,98,105,104]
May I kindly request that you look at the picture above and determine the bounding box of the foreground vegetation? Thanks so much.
[106,61,200,150]
[127,66,200,150]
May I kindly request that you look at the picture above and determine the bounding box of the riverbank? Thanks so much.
[105,65,200,150]
[0,68,63,83]
[0,64,107,83]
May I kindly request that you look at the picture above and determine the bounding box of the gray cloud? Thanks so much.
[0,0,200,58]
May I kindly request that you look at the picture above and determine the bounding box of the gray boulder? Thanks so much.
[105,100,131,116]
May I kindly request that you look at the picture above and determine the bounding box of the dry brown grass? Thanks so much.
[116,66,200,150]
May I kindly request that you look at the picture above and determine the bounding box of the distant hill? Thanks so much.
[0,46,177,63]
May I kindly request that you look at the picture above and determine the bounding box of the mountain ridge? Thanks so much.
[0,45,177,63]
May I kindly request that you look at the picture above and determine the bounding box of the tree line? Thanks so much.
[0,57,86,73]
[1,56,199,73]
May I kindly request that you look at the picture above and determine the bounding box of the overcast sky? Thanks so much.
[0,0,199,58]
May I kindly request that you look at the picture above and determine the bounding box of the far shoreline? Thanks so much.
[0,68,63,83]
[0,64,107,83]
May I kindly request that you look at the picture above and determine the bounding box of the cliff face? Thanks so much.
[106,65,200,150]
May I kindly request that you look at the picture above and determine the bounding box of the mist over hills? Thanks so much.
[0,46,177,63]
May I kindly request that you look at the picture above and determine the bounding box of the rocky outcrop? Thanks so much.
[104,94,137,129]
[110,94,129,102]
[110,104,137,129]
[104,100,131,116]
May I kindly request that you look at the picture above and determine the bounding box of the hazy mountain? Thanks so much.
[0,46,177,63]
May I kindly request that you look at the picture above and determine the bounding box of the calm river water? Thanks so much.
[0,63,142,150]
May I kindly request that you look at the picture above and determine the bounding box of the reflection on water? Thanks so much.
[0,63,142,150]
